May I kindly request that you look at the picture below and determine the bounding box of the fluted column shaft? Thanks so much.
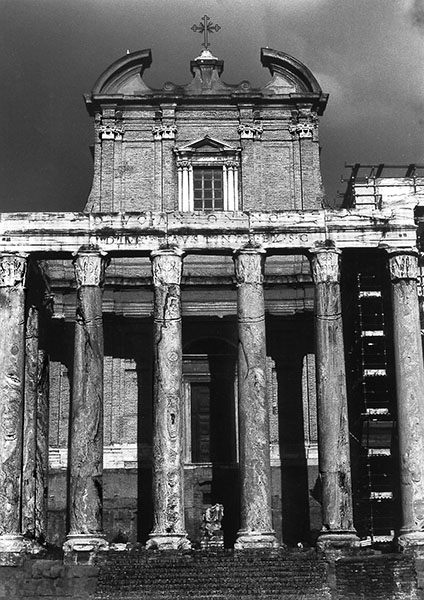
[0,254,27,556]
[65,250,108,556]
[388,250,424,549]
[147,248,190,550]
[310,247,358,550]
[234,248,278,549]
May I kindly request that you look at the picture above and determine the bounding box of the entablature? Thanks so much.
[0,209,418,255]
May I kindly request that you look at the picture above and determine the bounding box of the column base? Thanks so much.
[398,531,424,553]
[63,534,109,564]
[234,530,279,550]
[146,533,191,551]
[0,535,26,566]
[316,531,359,554]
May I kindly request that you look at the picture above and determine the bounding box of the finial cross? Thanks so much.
[191,15,221,49]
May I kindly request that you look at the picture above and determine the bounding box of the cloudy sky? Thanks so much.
[2,0,423,212]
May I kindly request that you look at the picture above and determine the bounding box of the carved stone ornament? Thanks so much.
[151,249,184,286]
[289,121,316,139]
[234,248,265,285]
[152,125,177,140]
[176,159,191,170]
[0,254,27,288]
[224,159,240,169]
[238,122,263,140]
[388,251,419,282]
[310,248,341,284]
[73,252,107,287]
[99,125,125,141]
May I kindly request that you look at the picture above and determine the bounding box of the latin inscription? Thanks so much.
[93,231,311,249]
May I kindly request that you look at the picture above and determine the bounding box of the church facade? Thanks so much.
[0,41,424,566]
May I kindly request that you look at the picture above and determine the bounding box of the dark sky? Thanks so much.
[2,0,423,212]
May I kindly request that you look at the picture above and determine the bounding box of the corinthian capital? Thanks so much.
[0,254,27,288]
[310,247,341,284]
[387,250,419,282]
[73,250,108,287]
[151,248,184,286]
[233,248,266,285]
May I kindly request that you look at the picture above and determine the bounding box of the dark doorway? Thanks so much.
[183,337,239,547]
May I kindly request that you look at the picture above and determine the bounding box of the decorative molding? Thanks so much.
[151,249,184,286]
[0,254,27,288]
[152,124,177,140]
[99,124,125,141]
[310,248,341,284]
[238,122,263,140]
[234,248,265,284]
[73,251,108,287]
[388,251,419,282]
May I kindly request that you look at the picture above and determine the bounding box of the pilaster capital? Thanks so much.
[73,250,108,288]
[289,122,316,139]
[152,124,177,140]
[0,254,28,288]
[309,247,341,284]
[98,124,124,141]
[151,248,184,286]
[233,247,266,285]
[238,122,263,140]
[387,249,419,282]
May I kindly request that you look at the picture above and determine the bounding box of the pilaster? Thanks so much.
[233,247,278,549]
[310,247,358,551]
[387,250,424,551]
[147,248,191,550]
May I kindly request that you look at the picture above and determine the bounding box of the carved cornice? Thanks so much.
[0,254,27,288]
[310,248,341,284]
[152,125,177,140]
[151,248,184,286]
[238,122,263,140]
[73,251,108,287]
[387,250,419,282]
[233,248,266,285]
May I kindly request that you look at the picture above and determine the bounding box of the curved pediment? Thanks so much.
[91,49,152,95]
[260,48,322,94]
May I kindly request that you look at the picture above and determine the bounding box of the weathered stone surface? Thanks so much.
[35,350,49,542]
[388,250,424,549]
[0,254,27,556]
[233,248,278,549]
[65,250,108,554]
[147,248,190,550]
[310,247,358,549]
[22,306,39,539]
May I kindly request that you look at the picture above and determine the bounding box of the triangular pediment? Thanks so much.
[177,135,237,154]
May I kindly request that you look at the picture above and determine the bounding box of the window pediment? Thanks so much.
[176,135,238,155]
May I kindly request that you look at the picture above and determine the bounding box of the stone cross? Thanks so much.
[191,15,221,49]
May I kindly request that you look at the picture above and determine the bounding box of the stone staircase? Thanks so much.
[94,548,331,600]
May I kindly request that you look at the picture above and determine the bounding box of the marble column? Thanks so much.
[0,254,27,557]
[147,248,190,550]
[387,250,424,549]
[310,247,358,550]
[233,248,278,549]
[35,349,49,542]
[64,250,108,557]
[22,306,39,540]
